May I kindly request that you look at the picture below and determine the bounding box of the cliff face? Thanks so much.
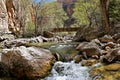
[0,0,33,36]
[6,0,22,35]
[0,0,22,34]
[0,0,9,33]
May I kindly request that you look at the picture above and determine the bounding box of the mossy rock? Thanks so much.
[90,63,120,80]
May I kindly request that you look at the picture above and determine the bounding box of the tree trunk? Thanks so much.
[100,0,110,33]
[35,10,38,36]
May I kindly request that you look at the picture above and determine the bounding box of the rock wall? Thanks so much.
[0,0,33,36]
[0,0,9,33]
[0,0,22,34]
[6,0,21,35]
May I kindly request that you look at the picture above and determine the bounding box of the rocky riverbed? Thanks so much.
[0,33,120,80]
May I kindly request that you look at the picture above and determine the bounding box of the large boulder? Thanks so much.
[1,46,55,79]
[76,40,101,59]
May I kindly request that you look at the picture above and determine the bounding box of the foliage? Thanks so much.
[39,2,68,30]
[73,0,101,27]
[20,0,35,37]
[109,0,120,24]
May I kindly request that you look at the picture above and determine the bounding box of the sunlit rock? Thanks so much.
[1,46,55,79]
[81,59,99,66]
[76,40,101,59]
[90,63,120,80]
[0,0,10,33]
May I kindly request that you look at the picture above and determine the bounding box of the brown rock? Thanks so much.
[1,46,55,79]
[76,42,88,51]
[104,42,115,48]
[112,33,120,41]
[81,59,99,66]
[76,41,101,59]
[103,48,120,62]
[43,31,54,38]
[73,25,104,42]
[117,39,120,43]
[99,35,114,43]
[73,55,82,63]
[0,0,10,33]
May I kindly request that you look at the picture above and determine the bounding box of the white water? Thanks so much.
[42,61,91,80]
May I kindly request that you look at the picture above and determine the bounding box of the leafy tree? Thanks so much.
[109,0,120,25]
[73,0,101,27]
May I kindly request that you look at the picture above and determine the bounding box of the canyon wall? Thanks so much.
[0,0,33,36]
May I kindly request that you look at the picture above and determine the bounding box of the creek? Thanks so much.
[0,42,93,80]
[42,61,91,80]
[42,43,92,80]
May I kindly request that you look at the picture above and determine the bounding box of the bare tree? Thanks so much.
[31,0,45,36]
[20,0,30,37]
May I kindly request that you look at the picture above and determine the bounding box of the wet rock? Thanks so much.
[49,44,79,62]
[1,46,55,79]
[90,63,120,80]
[73,55,83,63]
[53,52,62,61]
[81,59,99,66]
[99,35,114,43]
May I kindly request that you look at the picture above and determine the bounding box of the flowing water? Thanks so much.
[42,61,92,80]
[0,43,92,80]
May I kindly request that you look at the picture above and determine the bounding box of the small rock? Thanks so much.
[76,42,88,51]
[73,55,82,63]
[81,59,99,66]
[99,35,114,43]
[112,33,120,41]
[104,42,115,48]
[117,39,120,44]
